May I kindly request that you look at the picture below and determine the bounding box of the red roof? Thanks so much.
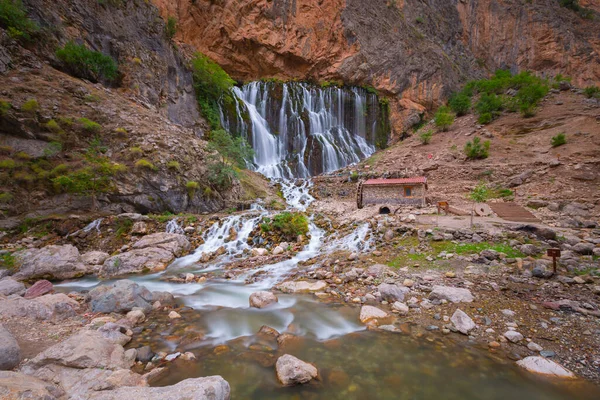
[363,177,427,185]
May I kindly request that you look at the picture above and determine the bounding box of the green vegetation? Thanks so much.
[135,158,157,171]
[207,129,253,190]
[474,93,503,124]
[464,137,490,160]
[583,86,600,99]
[448,92,471,116]
[129,147,143,157]
[415,16,424,24]
[0,100,10,116]
[167,160,181,171]
[433,241,526,258]
[190,53,235,130]
[186,180,199,197]
[42,141,62,158]
[0,158,16,169]
[45,119,63,134]
[56,41,118,82]
[261,212,309,240]
[21,98,38,113]
[434,106,455,131]
[469,181,491,203]
[77,117,102,133]
[0,0,38,40]
[115,218,132,238]
[0,252,16,270]
[114,127,127,137]
[349,171,359,182]
[166,16,177,40]
[558,0,595,18]
[551,132,566,147]
[419,129,432,144]
[0,191,13,203]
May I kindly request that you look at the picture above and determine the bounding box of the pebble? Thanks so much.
[504,330,524,343]
[527,342,543,352]
[403,279,414,287]
[168,311,182,319]
[488,341,501,348]
[540,350,556,358]
[165,352,181,361]
[445,271,456,278]
[426,325,439,331]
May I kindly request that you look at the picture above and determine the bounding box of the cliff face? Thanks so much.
[153,0,600,134]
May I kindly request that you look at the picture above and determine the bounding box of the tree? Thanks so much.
[468,182,490,228]
[434,106,455,131]
[448,92,471,116]
[206,129,254,190]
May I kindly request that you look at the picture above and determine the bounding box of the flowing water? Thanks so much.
[55,82,600,398]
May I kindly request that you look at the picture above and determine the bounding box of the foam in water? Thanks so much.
[326,222,374,253]
[166,218,185,234]
[67,218,102,237]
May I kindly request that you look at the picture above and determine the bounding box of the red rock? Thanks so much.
[24,280,53,299]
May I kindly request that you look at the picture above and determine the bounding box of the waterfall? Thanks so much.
[66,218,102,237]
[166,218,184,234]
[222,81,386,179]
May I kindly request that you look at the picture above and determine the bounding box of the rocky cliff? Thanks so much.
[153,0,600,134]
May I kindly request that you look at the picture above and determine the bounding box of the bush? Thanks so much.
[45,119,63,134]
[434,106,455,131]
[50,163,69,177]
[551,132,566,147]
[21,98,38,113]
[419,129,433,144]
[0,191,13,203]
[475,93,503,123]
[56,41,118,82]
[14,151,30,160]
[167,160,181,171]
[208,129,254,168]
[583,86,600,99]
[0,0,38,40]
[186,180,199,197]
[135,158,157,171]
[207,161,236,190]
[166,16,177,39]
[77,117,102,133]
[469,182,491,203]
[129,147,143,157]
[448,92,471,116]
[0,100,10,116]
[0,158,16,169]
[265,212,309,240]
[516,83,548,117]
[464,137,490,159]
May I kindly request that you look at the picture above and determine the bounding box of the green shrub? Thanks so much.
[475,93,503,123]
[42,141,62,158]
[419,129,432,144]
[14,170,35,183]
[190,53,235,130]
[77,117,102,133]
[167,160,181,171]
[0,0,38,40]
[186,180,199,197]
[21,98,38,113]
[434,106,455,131]
[469,182,491,203]
[45,119,63,134]
[50,163,69,177]
[464,137,490,159]
[0,158,16,169]
[135,158,157,171]
[207,161,236,190]
[583,86,600,99]
[14,151,30,160]
[264,212,309,240]
[0,100,10,116]
[57,116,74,127]
[0,252,16,270]
[114,127,127,137]
[166,16,177,39]
[551,132,566,147]
[115,218,132,238]
[448,92,471,116]
[0,191,13,203]
[516,83,548,117]
[349,171,359,182]
[208,129,254,168]
[56,41,118,82]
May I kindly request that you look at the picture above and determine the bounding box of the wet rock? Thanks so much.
[12,245,92,281]
[100,233,190,277]
[0,371,63,399]
[451,309,476,335]
[136,346,154,363]
[87,280,155,313]
[392,301,409,315]
[24,279,53,299]
[0,293,79,320]
[83,375,229,400]
[0,324,21,370]
[279,280,327,293]
[503,330,524,343]
[516,356,575,378]
[249,291,278,308]
[258,325,280,338]
[429,285,474,303]
[0,277,25,296]
[359,305,388,323]
[377,283,409,302]
[275,354,318,386]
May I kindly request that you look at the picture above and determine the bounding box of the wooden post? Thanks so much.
[547,248,561,276]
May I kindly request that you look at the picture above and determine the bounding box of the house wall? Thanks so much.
[362,184,425,206]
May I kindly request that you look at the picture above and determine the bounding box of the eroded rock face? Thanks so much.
[87,280,156,313]
[275,354,318,386]
[12,245,92,281]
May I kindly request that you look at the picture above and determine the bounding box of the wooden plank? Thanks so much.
[488,203,539,222]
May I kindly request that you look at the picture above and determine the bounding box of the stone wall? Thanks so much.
[362,184,425,207]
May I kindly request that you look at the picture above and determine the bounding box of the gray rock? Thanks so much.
[278,280,327,293]
[366,264,392,277]
[87,280,154,313]
[275,354,318,386]
[429,285,474,303]
[572,242,595,255]
[136,345,154,363]
[12,245,92,281]
[519,244,540,256]
[81,251,110,266]
[377,283,409,302]
[249,291,278,308]
[87,376,230,400]
[0,293,79,320]
[450,309,476,334]
[0,277,26,296]
[392,301,409,315]
[0,324,21,370]
[0,371,63,399]
[503,330,524,343]
[480,249,499,260]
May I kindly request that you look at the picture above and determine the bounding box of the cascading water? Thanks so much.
[165,218,185,234]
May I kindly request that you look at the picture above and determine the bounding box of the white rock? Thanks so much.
[359,305,388,323]
[451,309,476,335]
[503,330,524,343]
[275,354,318,386]
[402,279,414,287]
[251,248,268,257]
[278,280,327,293]
[429,285,474,303]
[168,311,181,319]
[272,246,284,255]
[249,291,278,308]
[527,342,543,352]
[126,309,146,325]
[392,301,409,315]
[516,356,575,378]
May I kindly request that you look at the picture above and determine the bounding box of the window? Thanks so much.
[404,187,412,197]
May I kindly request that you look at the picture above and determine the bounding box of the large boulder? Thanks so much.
[87,280,155,313]
[377,283,409,302]
[0,324,21,370]
[450,309,476,335]
[429,285,474,303]
[0,371,63,400]
[12,245,92,281]
[516,356,575,378]
[278,280,327,293]
[0,277,26,296]
[99,233,190,277]
[0,293,79,320]
[275,354,318,386]
[249,291,278,308]
[87,376,230,400]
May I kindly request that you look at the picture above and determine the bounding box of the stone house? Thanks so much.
[357,177,428,210]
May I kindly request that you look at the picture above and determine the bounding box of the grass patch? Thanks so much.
[551,132,566,147]
[430,241,526,258]
[56,41,118,83]
[0,252,16,271]
[135,158,157,171]
[260,212,309,240]
[21,98,38,113]
[77,117,101,133]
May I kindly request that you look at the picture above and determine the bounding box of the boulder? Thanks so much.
[503,330,524,343]
[272,246,284,255]
[12,245,92,281]
[0,371,63,399]
[251,248,268,256]
[429,285,474,303]
[87,280,154,313]
[366,264,392,277]
[572,242,595,255]
[275,354,318,386]
[86,376,230,400]
[135,345,154,363]
[519,244,540,257]
[392,301,409,315]
[0,293,79,320]
[0,324,21,370]
[99,233,190,277]
[377,283,409,302]
[249,291,278,308]
[81,251,110,266]
[278,280,327,293]
[0,277,25,296]
[450,309,476,334]
[359,305,388,323]
[24,279,53,299]
[516,356,575,378]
